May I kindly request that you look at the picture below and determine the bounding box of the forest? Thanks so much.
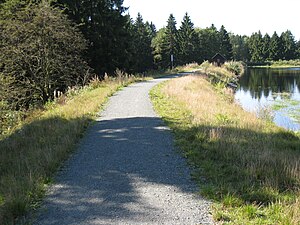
[1,0,300,133]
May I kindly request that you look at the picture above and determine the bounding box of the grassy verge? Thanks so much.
[0,74,149,224]
[248,60,300,68]
[150,73,300,224]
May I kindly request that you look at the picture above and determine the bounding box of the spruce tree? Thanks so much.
[151,28,167,69]
[248,31,264,62]
[160,14,178,68]
[219,25,233,60]
[177,12,198,64]
[230,34,250,61]
[197,24,220,60]
[269,32,281,60]
[131,13,153,72]
[56,0,131,75]
[281,30,296,60]
[262,33,271,61]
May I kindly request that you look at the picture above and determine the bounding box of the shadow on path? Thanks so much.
[36,117,209,224]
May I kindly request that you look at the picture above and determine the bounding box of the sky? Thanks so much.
[123,0,300,40]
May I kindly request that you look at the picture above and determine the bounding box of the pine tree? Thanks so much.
[262,33,271,61]
[296,41,300,59]
[281,30,296,60]
[197,24,220,60]
[219,25,233,60]
[177,12,198,64]
[131,13,153,72]
[160,14,178,68]
[230,34,250,61]
[151,28,167,69]
[56,0,131,75]
[248,31,264,62]
[146,21,156,38]
[269,32,281,60]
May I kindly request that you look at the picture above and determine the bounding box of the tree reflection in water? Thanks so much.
[235,67,300,131]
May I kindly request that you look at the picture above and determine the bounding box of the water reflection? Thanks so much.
[235,67,300,131]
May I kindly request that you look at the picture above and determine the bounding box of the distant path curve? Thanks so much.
[35,74,213,225]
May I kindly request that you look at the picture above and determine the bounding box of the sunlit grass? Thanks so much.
[0,74,148,224]
[150,74,300,224]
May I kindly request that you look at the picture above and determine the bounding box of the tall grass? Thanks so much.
[176,62,201,72]
[248,59,300,68]
[270,59,300,67]
[0,73,144,224]
[199,61,241,87]
[150,75,300,224]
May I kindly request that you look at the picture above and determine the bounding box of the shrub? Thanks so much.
[0,1,91,109]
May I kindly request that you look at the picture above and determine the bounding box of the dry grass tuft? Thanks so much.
[0,73,148,224]
[151,74,300,224]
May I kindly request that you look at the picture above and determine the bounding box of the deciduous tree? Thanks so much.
[0,1,90,108]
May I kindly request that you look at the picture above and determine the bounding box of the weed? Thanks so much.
[0,72,150,224]
[150,75,300,224]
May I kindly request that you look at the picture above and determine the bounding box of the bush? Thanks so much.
[0,1,91,109]
[223,61,245,75]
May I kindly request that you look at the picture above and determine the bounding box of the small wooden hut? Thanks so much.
[210,53,226,66]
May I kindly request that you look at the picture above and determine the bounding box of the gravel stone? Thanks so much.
[34,75,213,225]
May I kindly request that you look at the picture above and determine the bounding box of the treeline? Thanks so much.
[231,30,300,62]
[1,0,300,120]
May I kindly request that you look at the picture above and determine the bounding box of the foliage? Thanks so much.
[152,28,167,69]
[0,72,147,224]
[177,13,199,65]
[248,31,265,62]
[270,59,300,67]
[200,61,243,86]
[55,0,131,75]
[219,25,233,60]
[151,75,300,224]
[230,34,250,61]
[0,1,90,108]
[223,61,245,75]
[196,24,221,60]
[159,14,178,68]
[232,30,300,63]
[131,13,154,73]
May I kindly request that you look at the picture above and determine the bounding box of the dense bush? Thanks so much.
[0,1,90,110]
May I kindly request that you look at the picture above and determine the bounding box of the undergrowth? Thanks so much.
[0,72,147,224]
[150,74,300,224]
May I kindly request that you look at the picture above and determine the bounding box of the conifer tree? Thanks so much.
[269,32,281,60]
[197,24,220,60]
[262,33,271,60]
[177,12,198,64]
[281,30,296,60]
[219,25,233,60]
[132,13,153,72]
[151,28,167,69]
[160,14,178,68]
[230,34,250,61]
[56,0,131,75]
[248,31,264,62]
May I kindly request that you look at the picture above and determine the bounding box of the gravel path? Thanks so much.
[34,75,213,225]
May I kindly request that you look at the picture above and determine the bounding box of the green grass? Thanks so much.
[150,74,300,224]
[249,60,300,68]
[0,74,150,224]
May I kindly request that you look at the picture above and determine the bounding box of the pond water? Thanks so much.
[234,67,300,131]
